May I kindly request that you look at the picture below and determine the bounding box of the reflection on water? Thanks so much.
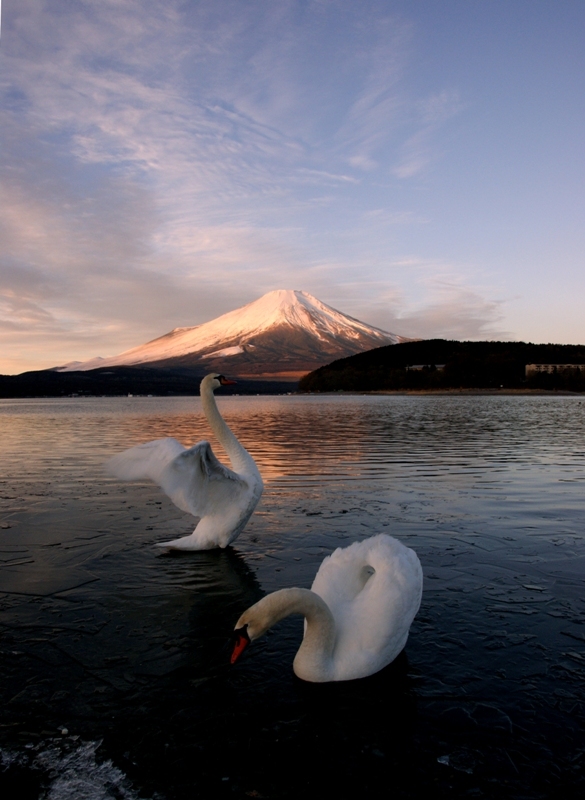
[1,395,584,799]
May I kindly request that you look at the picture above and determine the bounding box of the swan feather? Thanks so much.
[311,534,423,680]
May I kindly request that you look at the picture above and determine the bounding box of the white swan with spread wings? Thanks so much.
[106,373,263,550]
[231,534,422,682]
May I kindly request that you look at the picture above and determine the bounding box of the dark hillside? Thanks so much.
[299,340,585,392]
[0,366,296,398]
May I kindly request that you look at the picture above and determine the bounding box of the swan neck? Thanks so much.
[200,379,252,473]
[249,588,336,680]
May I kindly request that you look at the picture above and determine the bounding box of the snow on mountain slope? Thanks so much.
[57,290,409,377]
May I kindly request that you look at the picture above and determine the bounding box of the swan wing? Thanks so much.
[158,440,250,517]
[106,437,186,483]
[311,534,422,679]
[106,438,250,518]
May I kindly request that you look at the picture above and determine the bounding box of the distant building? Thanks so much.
[525,364,585,376]
[406,364,446,371]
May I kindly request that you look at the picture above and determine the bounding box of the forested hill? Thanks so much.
[298,340,585,392]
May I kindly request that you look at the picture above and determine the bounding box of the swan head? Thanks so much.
[230,592,286,664]
[231,598,273,651]
[230,588,326,666]
[229,606,272,664]
[201,373,237,392]
[230,623,251,664]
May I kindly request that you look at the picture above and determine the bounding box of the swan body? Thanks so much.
[106,373,263,550]
[231,534,422,682]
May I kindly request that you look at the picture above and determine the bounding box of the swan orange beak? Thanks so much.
[219,376,237,386]
[230,625,250,664]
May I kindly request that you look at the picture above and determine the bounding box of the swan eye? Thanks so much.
[230,624,250,664]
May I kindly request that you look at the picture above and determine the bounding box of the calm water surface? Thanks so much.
[1,394,584,799]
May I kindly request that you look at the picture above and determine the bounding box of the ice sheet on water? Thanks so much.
[1,740,153,800]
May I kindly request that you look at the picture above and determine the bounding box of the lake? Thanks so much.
[1,394,584,799]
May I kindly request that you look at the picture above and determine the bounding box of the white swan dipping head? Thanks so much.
[106,373,264,551]
[231,534,423,682]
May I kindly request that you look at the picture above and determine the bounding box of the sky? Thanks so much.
[1,0,584,374]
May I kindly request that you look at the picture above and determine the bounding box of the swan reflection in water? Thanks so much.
[106,374,263,550]
[147,546,265,678]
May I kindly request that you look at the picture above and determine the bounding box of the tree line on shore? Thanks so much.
[299,340,585,393]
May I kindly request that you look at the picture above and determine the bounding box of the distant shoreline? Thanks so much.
[303,388,582,397]
[2,388,583,400]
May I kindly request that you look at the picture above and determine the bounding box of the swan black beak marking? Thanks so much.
[219,375,237,386]
[230,625,250,664]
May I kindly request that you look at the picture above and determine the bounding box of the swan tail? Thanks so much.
[155,539,216,551]
[155,531,224,551]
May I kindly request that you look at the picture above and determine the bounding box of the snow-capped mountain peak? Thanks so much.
[57,290,409,377]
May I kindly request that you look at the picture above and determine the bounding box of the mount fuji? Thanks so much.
[57,290,409,380]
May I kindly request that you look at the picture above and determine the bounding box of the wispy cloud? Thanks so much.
[393,89,462,178]
[382,273,509,341]
[0,0,474,372]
